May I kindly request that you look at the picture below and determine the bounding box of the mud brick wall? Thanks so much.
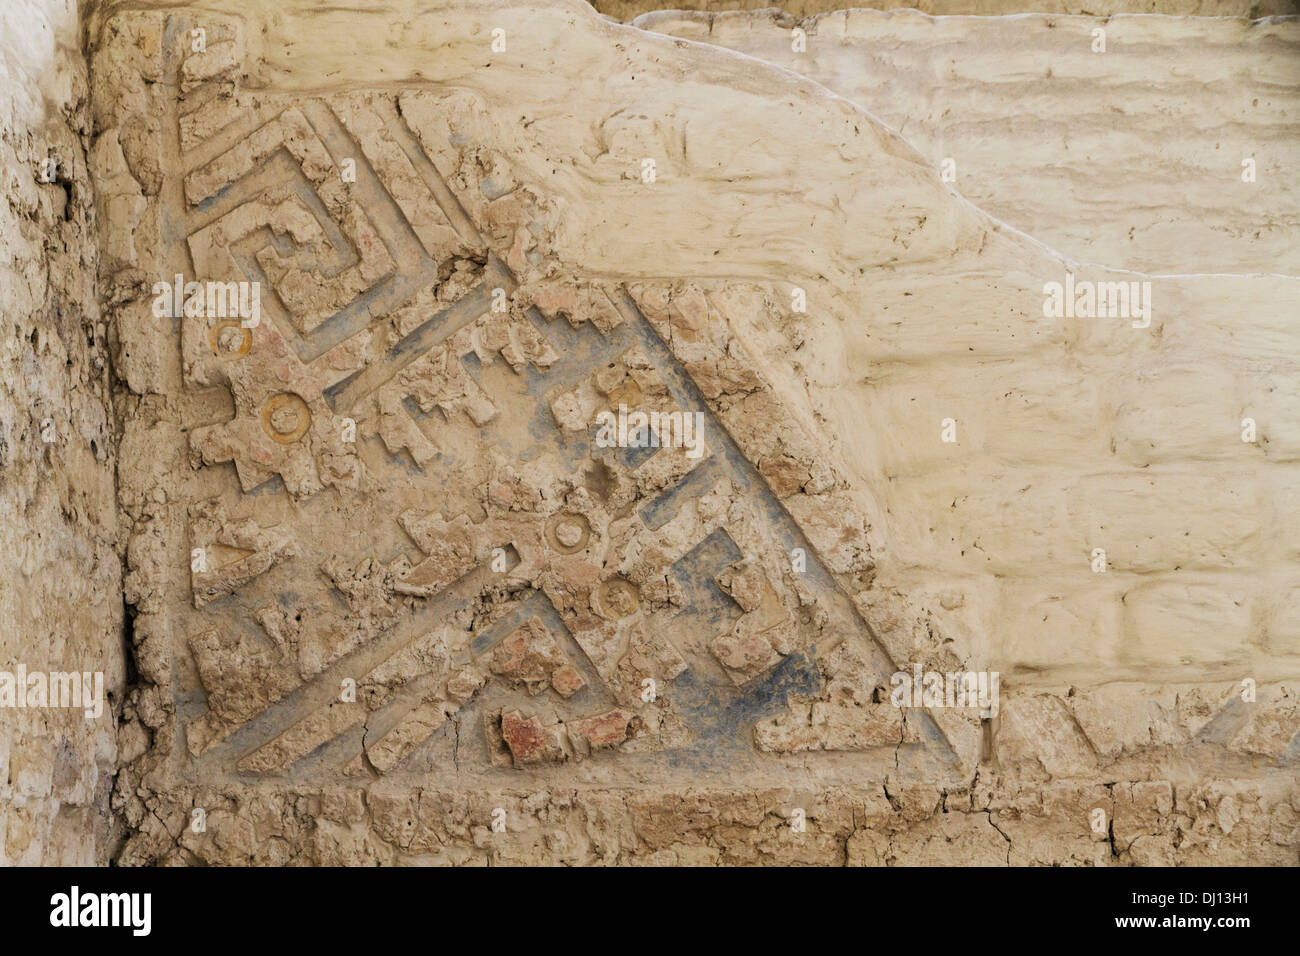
[70,0,1300,865]
[640,6,1300,697]
[0,0,124,865]
[638,10,1300,275]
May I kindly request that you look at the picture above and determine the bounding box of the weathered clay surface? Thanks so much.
[638,9,1300,275]
[0,0,1289,865]
[0,0,124,865]
[78,0,1298,866]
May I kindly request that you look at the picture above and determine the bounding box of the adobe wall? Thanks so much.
[8,0,1289,864]
[0,0,124,865]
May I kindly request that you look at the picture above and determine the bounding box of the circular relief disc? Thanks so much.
[260,392,312,444]
[208,320,252,357]
[544,513,592,554]
[597,577,639,618]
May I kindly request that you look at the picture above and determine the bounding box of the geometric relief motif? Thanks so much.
[164,15,957,785]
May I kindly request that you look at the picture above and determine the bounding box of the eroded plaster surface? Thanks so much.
[2,0,1295,865]
[0,0,123,866]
